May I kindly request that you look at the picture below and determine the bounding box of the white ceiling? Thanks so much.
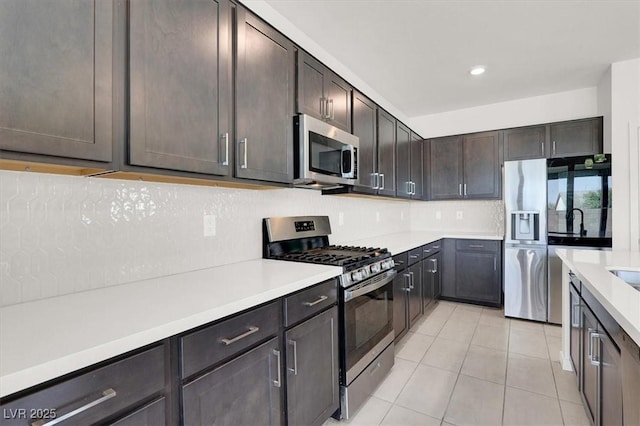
[261,0,640,118]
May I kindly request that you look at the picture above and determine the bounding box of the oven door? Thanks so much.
[342,269,395,384]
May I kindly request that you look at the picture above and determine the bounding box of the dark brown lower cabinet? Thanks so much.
[182,337,283,426]
[285,307,339,426]
[110,398,166,426]
[392,252,422,342]
[422,251,441,311]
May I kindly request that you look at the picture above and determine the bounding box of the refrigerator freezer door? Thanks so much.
[504,159,547,245]
[504,245,548,321]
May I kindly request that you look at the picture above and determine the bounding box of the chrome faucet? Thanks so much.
[566,208,587,237]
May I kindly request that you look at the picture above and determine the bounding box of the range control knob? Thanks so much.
[370,263,381,274]
[351,270,362,281]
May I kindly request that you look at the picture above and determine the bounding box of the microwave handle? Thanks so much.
[341,145,356,177]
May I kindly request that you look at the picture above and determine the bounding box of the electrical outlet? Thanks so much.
[203,215,216,237]
[436,211,442,220]
[456,211,463,220]
[338,212,344,226]
[400,211,405,221]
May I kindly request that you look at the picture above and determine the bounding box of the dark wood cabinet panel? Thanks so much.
[408,263,422,327]
[129,0,231,175]
[285,307,339,426]
[429,136,463,200]
[283,279,337,327]
[550,117,603,157]
[296,51,351,132]
[352,91,377,194]
[422,251,441,311]
[455,251,500,304]
[503,125,546,161]
[396,122,412,199]
[0,0,113,162]
[377,110,397,197]
[393,272,409,342]
[182,337,283,426]
[110,398,166,426]
[410,133,424,199]
[462,131,501,199]
[441,239,457,298]
[235,7,295,183]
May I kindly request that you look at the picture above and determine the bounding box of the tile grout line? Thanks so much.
[501,314,512,426]
[545,330,568,426]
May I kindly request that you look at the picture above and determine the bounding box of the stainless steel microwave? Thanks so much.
[294,114,359,189]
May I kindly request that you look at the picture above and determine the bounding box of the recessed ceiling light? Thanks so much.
[470,66,486,76]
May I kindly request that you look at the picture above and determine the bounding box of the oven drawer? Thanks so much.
[421,240,442,256]
[181,301,281,378]
[1,345,165,426]
[408,247,422,265]
[456,239,500,252]
[393,252,408,271]
[284,278,337,327]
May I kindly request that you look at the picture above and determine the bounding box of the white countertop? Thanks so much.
[0,259,341,398]
[556,249,640,345]
[0,231,503,398]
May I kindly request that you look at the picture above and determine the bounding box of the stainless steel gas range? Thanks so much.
[263,216,396,419]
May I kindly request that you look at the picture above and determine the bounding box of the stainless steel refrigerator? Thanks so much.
[504,159,548,322]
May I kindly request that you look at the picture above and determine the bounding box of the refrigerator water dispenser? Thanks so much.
[511,211,540,241]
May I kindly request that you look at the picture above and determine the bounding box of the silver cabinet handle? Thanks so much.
[587,328,596,364]
[552,140,556,156]
[431,258,438,273]
[239,138,248,169]
[411,182,416,195]
[220,326,259,345]
[469,244,484,248]
[409,254,420,260]
[408,271,415,289]
[303,295,328,307]
[590,331,602,366]
[372,173,379,189]
[31,388,117,426]
[403,273,411,291]
[464,183,467,196]
[423,248,431,254]
[273,349,282,387]
[288,340,298,375]
[329,98,334,120]
[459,183,462,196]
[379,173,385,190]
[220,133,229,166]
[571,303,581,327]
[494,257,497,271]
[541,142,544,156]
[319,97,325,118]
[432,245,440,249]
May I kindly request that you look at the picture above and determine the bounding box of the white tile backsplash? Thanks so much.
[0,171,504,306]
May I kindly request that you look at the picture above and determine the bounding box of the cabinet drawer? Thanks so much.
[284,279,337,327]
[181,301,280,378]
[455,239,499,252]
[421,241,442,256]
[1,345,165,426]
[393,252,408,271]
[408,247,423,265]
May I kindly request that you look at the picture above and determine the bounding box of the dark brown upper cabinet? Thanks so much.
[396,123,422,199]
[128,0,232,176]
[549,117,603,157]
[428,131,502,200]
[377,109,397,198]
[503,125,546,161]
[235,6,295,184]
[410,131,424,199]
[297,51,352,132]
[0,0,114,163]
[351,90,378,195]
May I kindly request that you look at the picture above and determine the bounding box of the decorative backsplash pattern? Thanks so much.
[1,171,504,306]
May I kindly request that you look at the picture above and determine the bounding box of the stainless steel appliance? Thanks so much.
[547,155,612,324]
[294,114,359,189]
[263,216,395,420]
[504,158,548,322]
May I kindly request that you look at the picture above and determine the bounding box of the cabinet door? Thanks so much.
[410,133,424,199]
[393,272,409,341]
[235,8,294,183]
[455,251,500,304]
[109,398,165,426]
[598,331,622,426]
[441,239,457,298]
[325,72,351,132]
[286,307,339,426]
[550,117,603,157]
[581,307,598,425]
[422,257,435,310]
[297,52,325,120]
[0,0,113,162]
[429,136,463,200]
[129,0,230,175]
[462,131,501,199]
[396,122,412,199]
[408,263,422,327]
[182,337,283,426]
[569,285,582,380]
[433,252,442,300]
[352,91,377,194]
[377,110,396,197]
[503,126,546,161]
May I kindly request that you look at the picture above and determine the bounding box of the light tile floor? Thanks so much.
[326,301,590,426]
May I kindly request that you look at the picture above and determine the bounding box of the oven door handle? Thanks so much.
[344,270,397,301]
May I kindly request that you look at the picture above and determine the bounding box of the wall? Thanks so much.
[408,87,599,138]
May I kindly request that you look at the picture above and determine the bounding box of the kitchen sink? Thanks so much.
[608,268,640,291]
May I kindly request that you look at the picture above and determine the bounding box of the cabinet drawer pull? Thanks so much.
[303,295,328,307]
[288,340,298,375]
[239,138,248,169]
[31,388,117,426]
[468,244,484,248]
[552,140,556,156]
[395,260,405,265]
[423,249,431,254]
[541,142,544,156]
[220,326,259,345]
[432,245,440,249]
[273,349,282,387]
[220,133,229,166]
[409,254,420,259]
